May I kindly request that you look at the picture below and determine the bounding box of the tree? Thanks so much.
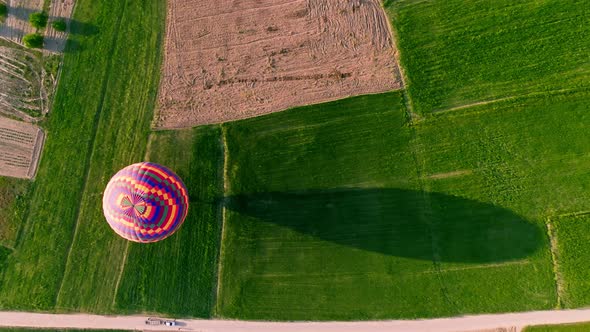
[29,11,48,29]
[23,33,43,48]
[51,19,67,32]
[0,3,7,19]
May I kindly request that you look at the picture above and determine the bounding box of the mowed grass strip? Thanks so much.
[115,126,223,317]
[387,0,590,114]
[55,0,166,312]
[552,215,590,308]
[523,322,590,332]
[0,1,132,310]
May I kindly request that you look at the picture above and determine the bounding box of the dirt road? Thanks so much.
[1,309,590,332]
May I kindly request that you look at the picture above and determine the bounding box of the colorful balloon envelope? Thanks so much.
[103,162,189,243]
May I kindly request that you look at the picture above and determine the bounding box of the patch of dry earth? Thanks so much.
[156,0,402,128]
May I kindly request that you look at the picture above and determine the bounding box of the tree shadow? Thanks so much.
[43,36,81,53]
[0,26,23,39]
[226,188,543,263]
[68,19,99,36]
[0,3,99,36]
[1,5,38,22]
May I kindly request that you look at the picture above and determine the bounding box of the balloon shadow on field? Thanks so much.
[225,188,543,263]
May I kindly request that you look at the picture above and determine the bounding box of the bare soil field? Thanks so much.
[0,116,44,179]
[0,40,55,120]
[0,0,44,44]
[155,0,402,128]
[45,0,75,53]
[0,0,74,52]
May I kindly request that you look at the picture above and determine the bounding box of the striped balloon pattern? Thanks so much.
[103,162,189,243]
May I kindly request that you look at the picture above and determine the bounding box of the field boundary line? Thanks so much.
[431,87,586,116]
[54,0,129,307]
[111,237,130,309]
[432,97,514,114]
[417,260,531,275]
[144,132,155,161]
[407,124,458,311]
[552,210,590,219]
[381,2,418,122]
[545,218,564,309]
[213,125,230,317]
[425,169,473,180]
[44,0,80,115]
[27,128,46,179]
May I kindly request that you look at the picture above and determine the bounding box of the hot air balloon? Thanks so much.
[102,162,189,243]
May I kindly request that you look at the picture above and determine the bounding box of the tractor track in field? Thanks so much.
[545,219,565,308]
[3,309,590,331]
[214,125,230,315]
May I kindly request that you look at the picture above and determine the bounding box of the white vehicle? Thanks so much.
[145,317,177,326]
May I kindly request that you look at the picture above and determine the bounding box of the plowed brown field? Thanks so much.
[0,0,44,44]
[0,116,44,179]
[155,0,402,128]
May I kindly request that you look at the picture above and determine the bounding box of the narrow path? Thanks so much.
[214,125,229,315]
[2,309,590,332]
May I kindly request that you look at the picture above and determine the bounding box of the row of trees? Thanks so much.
[25,12,68,48]
[0,5,67,49]
[29,12,66,31]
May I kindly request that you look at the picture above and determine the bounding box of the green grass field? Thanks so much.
[524,322,590,332]
[0,177,30,248]
[0,0,220,317]
[0,0,589,322]
[115,126,223,317]
[217,92,558,320]
[388,0,590,114]
[0,0,167,311]
[54,0,166,312]
[552,215,590,308]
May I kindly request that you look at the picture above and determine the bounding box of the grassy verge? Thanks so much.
[551,215,590,308]
[524,322,590,332]
[387,0,590,114]
[115,126,223,317]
